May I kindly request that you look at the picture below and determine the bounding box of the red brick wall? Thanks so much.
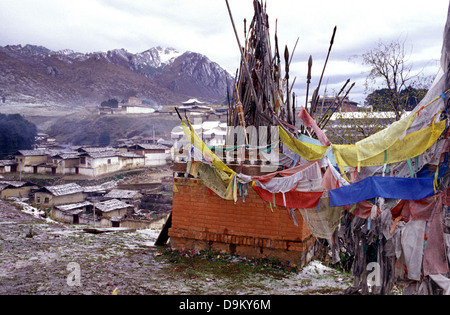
[169,177,315,265]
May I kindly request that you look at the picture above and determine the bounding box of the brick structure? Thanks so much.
[169,176,316,267]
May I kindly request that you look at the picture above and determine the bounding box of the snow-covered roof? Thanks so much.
[82,181,117,193]
[52,152,80,160]
[15,150,49,156]
[55,201,92,212]
[182,98,206,105]
[104,189,141,199]
[118,152,145,158]
[131,144,168,151]
[0,181,35,188]
[0,160,17,166]
[43,183,83,196]
[95,199,131,213]
[78,147,116,153]
[80,150,118,159]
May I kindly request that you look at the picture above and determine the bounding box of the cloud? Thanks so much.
[0,0,448,105]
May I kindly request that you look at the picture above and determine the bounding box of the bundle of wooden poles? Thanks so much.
[225,0,355,140]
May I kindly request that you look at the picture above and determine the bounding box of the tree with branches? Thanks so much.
[360,39,431,121]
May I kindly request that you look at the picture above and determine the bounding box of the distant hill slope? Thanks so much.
[46,111,181,146]
[0,45,234,106]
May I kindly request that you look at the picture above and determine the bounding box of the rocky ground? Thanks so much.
[0,200,353,295]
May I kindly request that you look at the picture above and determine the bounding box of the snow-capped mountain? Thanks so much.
[0,44,233,106]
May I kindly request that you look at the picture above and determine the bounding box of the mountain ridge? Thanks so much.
[0,44,233,106]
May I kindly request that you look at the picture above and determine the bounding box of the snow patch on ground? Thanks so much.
[1,200,353,295]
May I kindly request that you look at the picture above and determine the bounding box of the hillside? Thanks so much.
[0,45,234,107]
[45,111,181,146]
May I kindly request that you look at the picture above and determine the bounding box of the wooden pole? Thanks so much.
[311,26,337,116]
[317,79,350,127]
[225,0,263,113]
[288,37,300,67]
[305,55,313,112]
[284,45,291,124]
[320,82,356,129]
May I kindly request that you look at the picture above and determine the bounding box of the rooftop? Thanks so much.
[82,181,117,193]
[95,199,131,213]
[15,150,49,156]
[104,189,141,199]
[43,183,83,196]
[130,144,168,151]
[80,150,119,159]
[52,152,80,160]
[0,160,17,166]
[78,147,116,153]
[182,98,206,105]
[55,201,92,212]
[0,181,34,188]
[118,152,144,158]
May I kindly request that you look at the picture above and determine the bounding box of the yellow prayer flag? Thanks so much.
[278,126,330,162]
[333,119,446,169]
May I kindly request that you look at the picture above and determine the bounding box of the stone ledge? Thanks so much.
[169,227,316,252]
[168,229,317,267]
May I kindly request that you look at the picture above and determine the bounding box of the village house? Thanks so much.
[118,151,146,171]
[120,97,156,114]
[14,150,51,174]
[122,105,155,115]
[0,143,171,178]
[77,147,146,177]
[98,97,157,115]
[182,98,207,106]
[126,144,170,166]
[104,189,142,211]
[0,160,17,174]
[124,97,142,106]
[52,201,93,225]
[82,181,117,199]
[141,137,158,145]
[77,148,121,177]
[0,181,38,200]
[104,189,142,201]
[50,152,81,175]
[34,183,84,209]
[94,199,134,227]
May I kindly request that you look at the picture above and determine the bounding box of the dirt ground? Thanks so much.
[0,200,353,295]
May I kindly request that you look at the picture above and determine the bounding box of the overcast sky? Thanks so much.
[1,0,449,104]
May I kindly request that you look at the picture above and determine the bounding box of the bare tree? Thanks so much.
[360,39,414,120]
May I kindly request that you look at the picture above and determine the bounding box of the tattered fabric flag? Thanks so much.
[401,220,426,281]
[391,195,438,222]
[332,119,446,170]
[329,177,435,207]
[253,161,322,193]
[423,194,449,277]
[355,88,448,165]
[279,126,330,162]
[298,106,332,146]
[349,200,381,220]
[299,197,345,239]
[190,162,237,202]
[252,185,323,210]
[181,121,235,176]
[181,121,238,202]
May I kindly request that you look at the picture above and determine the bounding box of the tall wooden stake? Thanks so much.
[225,0,262,113]
[311,26,337,116]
